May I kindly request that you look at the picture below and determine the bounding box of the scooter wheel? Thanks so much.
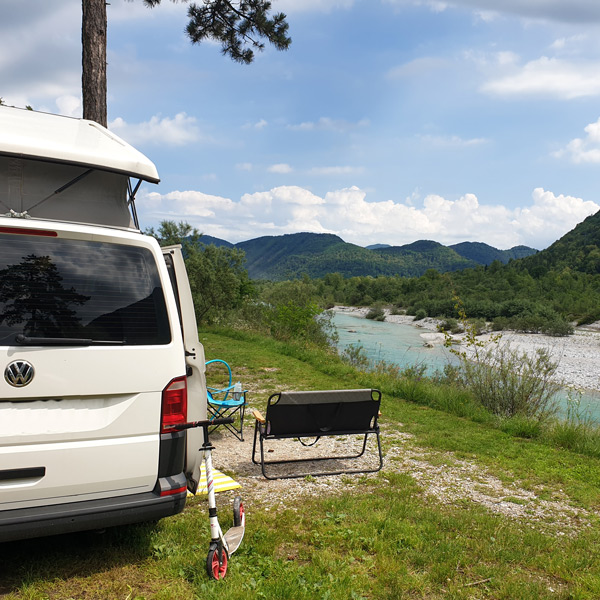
[206,543,228,580]
[233,496,245,528]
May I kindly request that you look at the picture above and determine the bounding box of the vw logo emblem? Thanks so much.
[4,360,35,387]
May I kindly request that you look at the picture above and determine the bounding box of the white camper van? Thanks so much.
[0,107,207,542]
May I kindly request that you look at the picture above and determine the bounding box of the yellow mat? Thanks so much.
[188,463,241,496]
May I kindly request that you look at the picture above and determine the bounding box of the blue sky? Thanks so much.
[3,0,600,249]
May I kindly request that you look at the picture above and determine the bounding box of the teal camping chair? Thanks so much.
[205,359,247,441]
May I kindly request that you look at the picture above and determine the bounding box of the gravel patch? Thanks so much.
[209,422,593,536]
[204,308,598,537]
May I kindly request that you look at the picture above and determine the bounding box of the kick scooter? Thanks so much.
[168,417,245,580]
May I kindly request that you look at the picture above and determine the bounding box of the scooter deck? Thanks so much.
[224,525,245,554]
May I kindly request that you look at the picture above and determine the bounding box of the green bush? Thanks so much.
[365,305,386,321]
[259,279,336,347]
[457,341,560,420]
[470,318,487,336]
[541,318,574,337]
[491,316,509,331]
[576,313,600,326]
[437,318,463,334]
[437,318,457,332]
[414,308,427,321]
[341,343,370,369]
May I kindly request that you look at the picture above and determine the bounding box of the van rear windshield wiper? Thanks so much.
[15,334,126,346]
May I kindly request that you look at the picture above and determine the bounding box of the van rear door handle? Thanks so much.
[0,467,46,481]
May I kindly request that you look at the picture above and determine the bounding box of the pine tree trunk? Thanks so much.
[82,0,107,126]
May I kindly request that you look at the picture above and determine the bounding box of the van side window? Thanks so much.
[0,234,171,345]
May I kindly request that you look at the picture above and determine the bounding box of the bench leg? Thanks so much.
[251,421,260,465]
[251,422,281,480]
[254,429,384,480]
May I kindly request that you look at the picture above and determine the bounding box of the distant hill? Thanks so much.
[237,232,392,280]
[517,209,600,275]
[225,233,537,280]
[450,241,537,265]
[365,243,391,250]
[375,240,477,275]
[199,234,233,248]
[194,230,540,280]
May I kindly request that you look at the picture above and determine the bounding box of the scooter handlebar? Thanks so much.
[166,417,235,431]
[210,417,235,426]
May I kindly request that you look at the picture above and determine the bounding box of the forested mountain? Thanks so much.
[449,242,537,265]
[376,240,477,275]
[516,210,600,275]
[198,232,536,280]
[199,234,233,248]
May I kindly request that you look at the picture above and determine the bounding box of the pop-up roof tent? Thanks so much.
[0,106,159,229]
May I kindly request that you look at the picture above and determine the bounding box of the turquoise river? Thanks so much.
[332,310,600,423]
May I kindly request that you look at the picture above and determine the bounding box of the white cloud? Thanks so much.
[309,166,366,176]
[386,57,451,79]
[481,57,600,99]
[384,0,600,23]
[140,185,599,249]
[0,1,80,110]
[495,51,520,67]
[273,0,355,14]
[554,117,600,163]
[288,117,369,133]
[268,163,294,174]
[55,95,81,118]
[144,190,236,220]
[108,0,188,22]
[243,119,268,130]
[109,113,203,147]
[418,134,488,147]
[550,34,587,54]
[514,189,600,243]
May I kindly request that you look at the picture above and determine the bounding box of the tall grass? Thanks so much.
[544,392,600,455]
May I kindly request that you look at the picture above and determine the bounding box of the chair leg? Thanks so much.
[207,403,246,441]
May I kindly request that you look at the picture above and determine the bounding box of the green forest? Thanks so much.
[310,258,600,335]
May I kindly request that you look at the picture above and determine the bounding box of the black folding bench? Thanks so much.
[251,388,383,479]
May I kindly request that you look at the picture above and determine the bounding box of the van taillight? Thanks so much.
[161,376,187,433]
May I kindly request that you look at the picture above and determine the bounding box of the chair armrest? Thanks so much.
[251,409,266,424]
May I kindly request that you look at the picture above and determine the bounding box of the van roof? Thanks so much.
[0,106,160,183]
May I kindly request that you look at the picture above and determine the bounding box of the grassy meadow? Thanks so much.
[1,328,599,599]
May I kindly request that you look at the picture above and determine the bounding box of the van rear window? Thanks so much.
[0,234,171,346]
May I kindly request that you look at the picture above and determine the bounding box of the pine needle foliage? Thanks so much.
[143,0,291,63]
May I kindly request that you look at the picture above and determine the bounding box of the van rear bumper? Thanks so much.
[0,473,187,543]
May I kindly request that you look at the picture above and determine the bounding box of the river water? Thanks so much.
[332,310,600,423]
[332,311,457,373]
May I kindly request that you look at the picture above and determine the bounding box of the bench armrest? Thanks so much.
[252,409,266,424]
